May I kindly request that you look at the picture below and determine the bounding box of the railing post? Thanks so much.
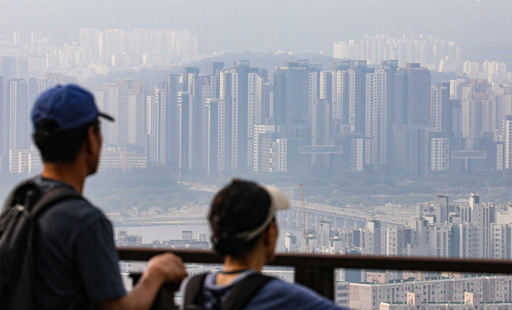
[294,266,335,300]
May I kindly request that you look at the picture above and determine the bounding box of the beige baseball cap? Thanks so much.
[234,184,290,241]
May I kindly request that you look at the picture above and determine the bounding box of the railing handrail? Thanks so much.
[118,247,512,274]
[119,247,512,307]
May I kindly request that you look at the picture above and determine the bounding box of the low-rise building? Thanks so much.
[351,275,512,310]
[98,147,148,171]
[380,291,512,310]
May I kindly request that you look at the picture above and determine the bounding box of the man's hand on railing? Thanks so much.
[98,253,187,310]
[147,253,188,310]
[147,252,189,285]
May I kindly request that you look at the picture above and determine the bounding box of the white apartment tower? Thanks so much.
[430,138,450,171]
[331,70,345,121]
[126,92,146,148]
[365,68,389,167]
[364,220,382,255]
[430,83,450,132]
[247,72,259,169]
[504,116,512,169]
[95,80,135,147]
[9,78,28,150]
[427,223,451,257]
[461,98,481,143]
[146,88,166,165]
[252,125,287,173]
[385,226,405,256]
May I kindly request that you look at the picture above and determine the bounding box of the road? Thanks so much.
[179,181,411,226]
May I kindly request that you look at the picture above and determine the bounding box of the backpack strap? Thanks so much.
[25,186,84,270]
[2,180,82,215]
[30,186,83,217]
[221,273,274,310]
[1,180,37,215]
[183,273,208,309]
[26,186,84,266]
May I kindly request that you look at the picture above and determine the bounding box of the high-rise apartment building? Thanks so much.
[9,78,28,150]
[0,77,8,164]
[252,125,287,173]
[94,80,135,146]
[274,60,320,171]
[218,61,261,171]
[401,63,431,126]
[166,74,182,169]
[334,34,462,72]
[205,98,219,175]
[146,88,166,165]
[364,220,382,255]
[430,82,451,133]
[178,92,190,171]
[80,28,199,68]
[505,116,512,169]
[430,136,450,172]
[311,99,331,167]
[126,82,146,148]
[364,61,398,169]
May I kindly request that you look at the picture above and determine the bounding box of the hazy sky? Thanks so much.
[2,0,511,62]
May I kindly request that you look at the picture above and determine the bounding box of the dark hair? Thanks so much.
[33,119,100,163]
[208,180,272,258]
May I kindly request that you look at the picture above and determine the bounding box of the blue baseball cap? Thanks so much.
[31,84,114,132]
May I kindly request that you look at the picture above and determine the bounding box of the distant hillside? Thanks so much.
[83,51,466,89]
[188,51,337,76]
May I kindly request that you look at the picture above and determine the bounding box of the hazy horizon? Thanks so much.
[2,0,511,62]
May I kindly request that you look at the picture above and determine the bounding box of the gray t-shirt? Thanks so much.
[32,176,126,309]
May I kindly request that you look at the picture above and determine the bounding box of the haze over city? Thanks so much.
[3,1,512,309]
[1,0,511,62]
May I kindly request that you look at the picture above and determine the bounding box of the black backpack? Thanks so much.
[183,272,274,310]
[0,180,82,309]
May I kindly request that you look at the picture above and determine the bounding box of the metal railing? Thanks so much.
[118,247,512,309]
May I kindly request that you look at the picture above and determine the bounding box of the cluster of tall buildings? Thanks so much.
[166,60,512,177]
[0,72,152,173]
[0,72,77,172]
[0,29,199,82]
[79,28,199,67]
[148,59,512,177]
[293,194,512,260]
[5,58,512,177]
[87,59,438,176]
[286,194,512,309]
[464,60,512,85]
[334,35,462,72]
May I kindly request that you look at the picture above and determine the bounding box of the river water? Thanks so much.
[113,223,301,252]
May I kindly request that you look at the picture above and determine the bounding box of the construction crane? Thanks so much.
[300,184,309,253]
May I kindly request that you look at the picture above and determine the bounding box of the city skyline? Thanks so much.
[4,50,512,310]
[3,56,512,178]
[3,2,512,309]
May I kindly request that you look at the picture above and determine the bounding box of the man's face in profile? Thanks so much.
[87,122,103,176]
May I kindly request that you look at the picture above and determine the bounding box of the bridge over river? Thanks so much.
[181,182,409,229]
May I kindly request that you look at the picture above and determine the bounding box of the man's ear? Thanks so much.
[84,126,96,154]
[262,221,277,246]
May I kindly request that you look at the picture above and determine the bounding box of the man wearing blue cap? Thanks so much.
[10,85,188,309]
